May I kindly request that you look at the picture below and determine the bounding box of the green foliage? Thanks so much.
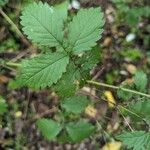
[18,52,69,89]
[117,71,148,100]
[125,7,150,26]
[36,118,62,140]
[76,47,101,71]
[1,0,150,147]
[61,96,89,114]
[112,0,150,27]
[18,1,104,143]
[0,38,19,52]
[18,1,104,90]
[133,71,148,92]
[127,99,150,125]
[53,63,80,98]
[120,48,142,61]
[0,0,8,6]
[67,7,104,54]
[66,121,95,142]
[116,131,150,150]
[20,2,65,47]
[0,96,8,115]
[117,85,133,101]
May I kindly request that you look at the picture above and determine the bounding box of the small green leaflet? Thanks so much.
[61,96,89,114]
[116,131,150,150]
[36,118,62,141]
[0,96,8,115]
[67,7,104,54]
[19,52,69,89]
[133,71,148,91]
[20,2,65,47]
[76,47,100,71]
[66,121,95,142]
[54,63,80,98]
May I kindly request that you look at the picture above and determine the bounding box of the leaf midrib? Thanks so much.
[29,12,63,48]
[24,54,68,83]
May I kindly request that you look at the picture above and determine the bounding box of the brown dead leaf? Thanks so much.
[0,75,9,83]
[125,64,137,74]
[103,37,112,47]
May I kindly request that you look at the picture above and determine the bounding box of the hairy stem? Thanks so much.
[87,80,150,98]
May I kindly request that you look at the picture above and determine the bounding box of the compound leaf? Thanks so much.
[116,131,150,150]
[21,2,64,47]
[67,7,104,54]
[66,121,95,142]
[61,96,89,114]
[19,52,69,89]
[36,118,62,141]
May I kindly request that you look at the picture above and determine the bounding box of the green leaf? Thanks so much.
[117,85,133,101]
[19,52,69,89]
[76,46,100,71]
[20,2,64,47]
[67,7,104,54]
[134,71,148,91]
[54,63,80,98]
[54,1,69,21]
[36,118,62,141]
[61,96,89,114]
[0,96,8,115]
[66,121,95,142]
[116,131,150,150]
[127,99,150,124]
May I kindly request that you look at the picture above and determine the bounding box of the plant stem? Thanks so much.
[0,8,24,38]
[117,106,134,132]
[25,107,57,124]
[6,62,21,67]
[87,80,150,98]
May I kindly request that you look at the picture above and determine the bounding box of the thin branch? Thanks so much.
[0,8,30,46]
[117,107,134,132]
[87,80,150,98]
[25,107,57,124]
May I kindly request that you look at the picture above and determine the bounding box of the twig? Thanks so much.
[87,80,150,98]
[0,8,30,46]
[117,107,134,132]
[25,107,57,124]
